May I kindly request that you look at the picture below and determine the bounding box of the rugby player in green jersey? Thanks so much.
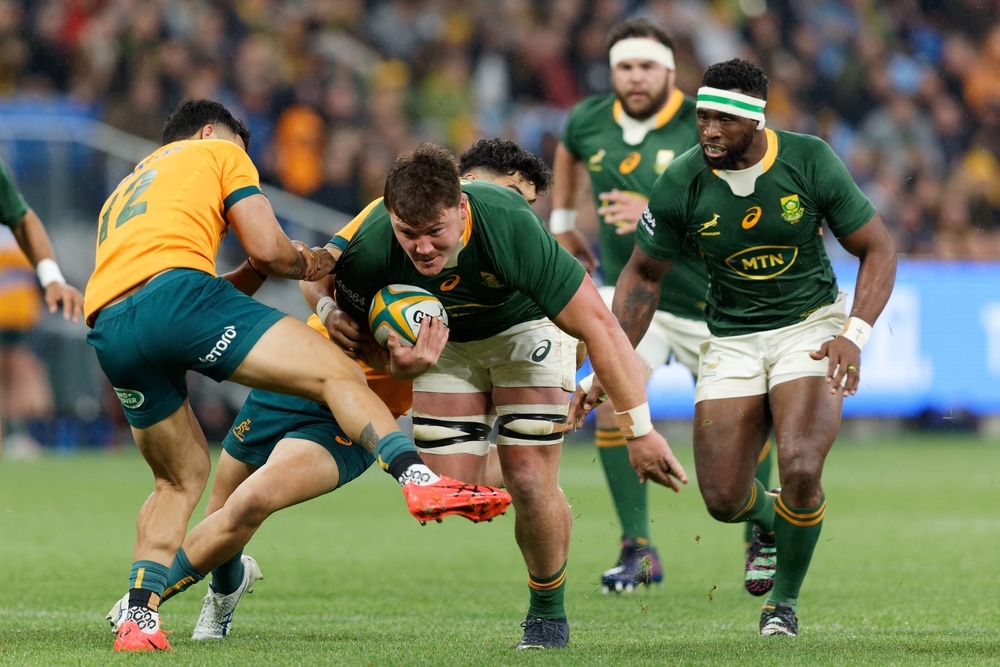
[305,142,689,650]
[104,140,536,644]
[550,17,774,594]
[573,59,896,636]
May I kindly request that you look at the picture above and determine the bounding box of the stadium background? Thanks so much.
[0,0,997,448]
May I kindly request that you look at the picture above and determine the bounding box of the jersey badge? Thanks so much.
[654,150,675,175]
[587,149,606,172]
[779,194,804,223]
[480,272,504,288]
[697,214,721,236]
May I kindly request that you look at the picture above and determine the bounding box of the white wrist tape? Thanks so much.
[36,258,66,287]
[838,316,872,351]
[615,401,654,439]
[316,296,336,325]
[548,209,577,234]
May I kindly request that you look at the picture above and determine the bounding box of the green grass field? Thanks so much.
[1,429,998,665]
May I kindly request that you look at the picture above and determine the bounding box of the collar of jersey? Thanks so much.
[613,88,685,129]
[443,202,473,269]
[712,128,779,177]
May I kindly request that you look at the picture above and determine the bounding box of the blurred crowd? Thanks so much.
[2,0,1000,261]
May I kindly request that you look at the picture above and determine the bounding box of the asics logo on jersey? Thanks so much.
[231,418,251,442]
[199,325,238,363]
[741,206,762,229]
[726,246,799,279]
[335,435,353,446]
[697,214,721,236]
[619,152,641,174]
[440,275,460,291]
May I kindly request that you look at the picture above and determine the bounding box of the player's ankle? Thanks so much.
[398,463,440,486]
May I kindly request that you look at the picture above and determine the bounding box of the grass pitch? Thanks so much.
[0,429,997,665]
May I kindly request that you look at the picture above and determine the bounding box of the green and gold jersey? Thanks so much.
[562,89,707,320]
[330,180,587,342]
[639,129,875,337]
[0,160,29,229]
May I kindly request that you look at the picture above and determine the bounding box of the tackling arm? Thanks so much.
[12,208,84,321]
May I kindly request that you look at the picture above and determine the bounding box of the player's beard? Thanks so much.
[617,84,670,120]
[701,126,755,170]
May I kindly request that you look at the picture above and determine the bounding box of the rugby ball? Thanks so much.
[368,284,448,348]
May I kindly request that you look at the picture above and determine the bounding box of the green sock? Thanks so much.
[375,432,420,479]
[209,551,245,595]
[527,561,567,619]
[745,441,775,543]
[729,479,775,533]
[597,430,649,542]
[767,492,826,610]
[129,560,168,599]
[161,547,206,603]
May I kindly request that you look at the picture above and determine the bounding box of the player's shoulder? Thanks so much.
[462,179,532,209]
[568,93,616,122]
[772,129,836,161]
[660,143,707,181]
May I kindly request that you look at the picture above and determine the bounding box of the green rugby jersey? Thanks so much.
[562,89,707,320]
[331,180,587,342]
[639,129,875,337]
[0,160,29,229]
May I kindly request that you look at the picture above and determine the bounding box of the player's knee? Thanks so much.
[411,414,493,455]
[495,404,567,446]
[700,483,748,523]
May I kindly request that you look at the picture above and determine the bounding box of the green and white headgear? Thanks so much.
[696,87,766,129]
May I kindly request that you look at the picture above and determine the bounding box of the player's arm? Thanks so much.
[550,142,600,273]
[810,213,897,396]
[568,243,673,426]
[553,273,687,491]
[227,194,333,281]
[11,208,83,322]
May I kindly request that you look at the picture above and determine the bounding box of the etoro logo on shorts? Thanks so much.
[114,388,145,409]
[199,325,238,363]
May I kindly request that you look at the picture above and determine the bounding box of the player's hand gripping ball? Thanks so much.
[368,284,449,348]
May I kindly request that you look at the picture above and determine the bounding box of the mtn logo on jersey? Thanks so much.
[726,246,799,279]
[697,214,721,236]
[780,195,804,223]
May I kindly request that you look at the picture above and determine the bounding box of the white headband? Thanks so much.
[696,86,767,130]
[609,38,675,70]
